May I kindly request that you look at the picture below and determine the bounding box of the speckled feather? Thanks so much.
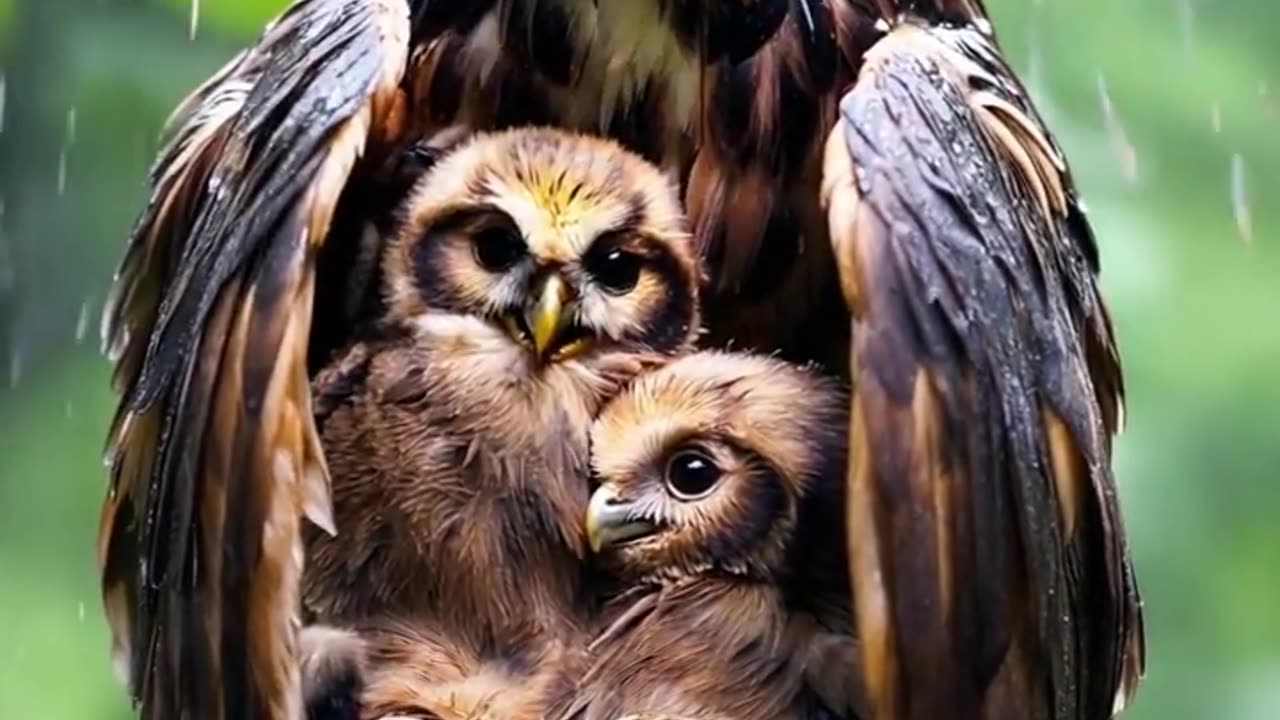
[824,20,1143,720]
[565,352,862,720]
[301,128,700,720]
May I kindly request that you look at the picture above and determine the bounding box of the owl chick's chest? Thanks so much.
[377,360,601,612]
[307,347,602,627]
[581,580,819,720]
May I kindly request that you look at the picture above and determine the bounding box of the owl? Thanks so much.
[294,126,702,720]
[561,351,860,720]
[99,1,1145,718]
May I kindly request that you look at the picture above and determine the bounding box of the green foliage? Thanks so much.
[988,4,1280,716]
[0,1,1275,718]
[0,0,13,44]
[160,0,282,38]
[0,353,124,718]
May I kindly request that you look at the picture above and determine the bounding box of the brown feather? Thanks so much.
[97,1,411,717]
[355,618,581,720]
[571,352,861,720]
[299,624,369,719]
[101,51,251,391]
[823,20,1144,720]
[100,3,1144,719]
[299,128,699,720]
[570,581,815,720]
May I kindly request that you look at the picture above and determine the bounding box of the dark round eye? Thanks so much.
[665,450,721,500]
[587,247,643,294]
[472,226,526,271]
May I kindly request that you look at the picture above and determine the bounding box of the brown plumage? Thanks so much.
[98,1,1144,719]
[562,351,861,720]
[823,23,1146,719]
[295,127,699,719]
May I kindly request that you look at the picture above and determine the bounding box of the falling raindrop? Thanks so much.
[0,72,6,135]
[1027,55,1046,105]
[1177,0,1195,63]
[191,0,201,40]
[75,298,92,343]
[8,348,21,389]
[1024,10,1047,105]
[58,107,77,196]
[65,400,75,419]
[1210,102,1222,134]
[1230,153,1253,246]
[1097,73,1139,184]
[0,196,12,295]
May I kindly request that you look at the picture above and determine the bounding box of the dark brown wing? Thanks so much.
[820,21,1145,720]
[867,0,990,24]
[97,1,411,718]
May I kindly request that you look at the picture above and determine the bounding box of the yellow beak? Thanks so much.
[526,272,571,359]
[586,485,658,553]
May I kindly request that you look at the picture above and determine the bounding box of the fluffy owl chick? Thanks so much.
[301,127,701,720]
[566,352,864,720]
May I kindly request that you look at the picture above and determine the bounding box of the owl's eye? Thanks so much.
[472,226,526,271]
[665,449,722,500]
[586,247,643,294]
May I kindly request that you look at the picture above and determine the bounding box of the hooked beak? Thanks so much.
[528,272,570,358]
[586,485,659,553]
[512,273,593,362]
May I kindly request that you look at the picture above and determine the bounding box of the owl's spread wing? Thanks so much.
[819,21,1145,720]
[97,1,411,718]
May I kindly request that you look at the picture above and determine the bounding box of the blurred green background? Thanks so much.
[0,0,1276,717]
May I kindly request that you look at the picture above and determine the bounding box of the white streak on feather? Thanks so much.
[565,0,701,135]
[467,12,504,86]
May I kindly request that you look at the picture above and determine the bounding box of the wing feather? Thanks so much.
[821,21,1144,720]
[97,1,411,718]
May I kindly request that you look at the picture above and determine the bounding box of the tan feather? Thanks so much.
[824,19,1144,720]
[97,1,412,717]
[572,352,858,720]
[299,128,699,720]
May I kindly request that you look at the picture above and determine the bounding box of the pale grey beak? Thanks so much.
[586,485,658,553]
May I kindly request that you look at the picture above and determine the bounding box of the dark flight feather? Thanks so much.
[99,2,410,718]
[821,19,1144,720]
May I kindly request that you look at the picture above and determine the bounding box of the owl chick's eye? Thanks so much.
[472,226,526,272]
[665,449,722,500]
[586,247,643,294]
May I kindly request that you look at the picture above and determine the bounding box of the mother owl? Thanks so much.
[96,1,1146,720]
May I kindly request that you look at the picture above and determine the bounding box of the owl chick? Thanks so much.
[566,351,865,720]
[300,127,701,720]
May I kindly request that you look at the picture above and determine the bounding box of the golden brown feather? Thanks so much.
[99,4,407,717]
[564,351,864,720]
[300,127,700,720]
[822,18,1144,720]
[299,625,369,720]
